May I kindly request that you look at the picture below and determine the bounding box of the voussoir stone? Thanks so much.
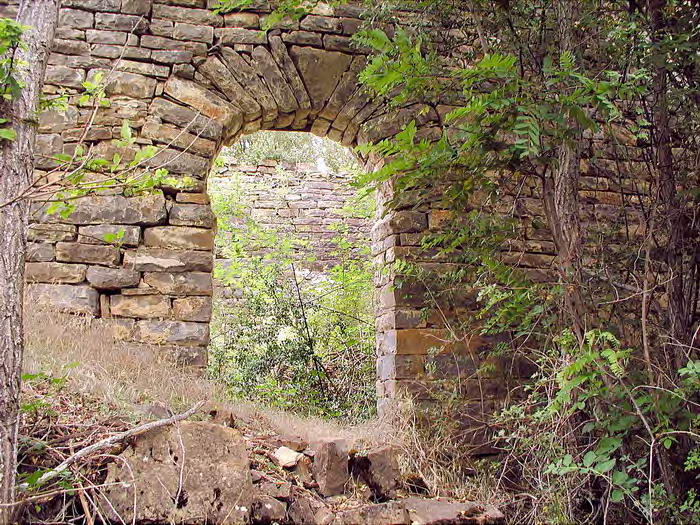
[134,319,209,345]
[289,46,352,111]
[26,284,100,316]
[25,262,87,284]
[143,272,213,295]
[110,294,171,319]
[55,242,121,266]
[86,267,140,290]
[123,248,213,272]
[144,226,214,251]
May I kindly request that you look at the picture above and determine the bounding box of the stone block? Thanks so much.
[175,192,209,204]
[78,225,140,246]
[300,14,342,33]
[173,22,213,43]
[143,272,212,295]
[28,224,76,242]
[149,98,223,140]
[312,438,349,496]
[121,0,152,15]
[215,28,267,44]
[224,12,259,28]
[290,46,353,111]
[95,13,148,33]
[33,194,167,225]
[143,226,214,251]
[26,284,100,316]
[59,8,94,29]
[163,76,241,130]
[151,4,223,27]
[27,243,55,262]
[45,65,85,89]
[88,69,157,99]
[86,266,141,290]
[56,242,121,266]
[25,262,87,284]
[110,294,171,319]
[135,320,209,346]
[169,204,215,227]
[123,248,213,272]
[172,296,212,322]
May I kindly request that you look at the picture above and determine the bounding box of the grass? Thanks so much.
[23,307,503,509]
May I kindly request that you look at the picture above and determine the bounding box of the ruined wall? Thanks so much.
[4,0,655,448]
[211,159,370,271]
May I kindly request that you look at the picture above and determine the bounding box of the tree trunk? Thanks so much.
[543,0,587,341]
[0,2,59,523]
[647,0,689,370]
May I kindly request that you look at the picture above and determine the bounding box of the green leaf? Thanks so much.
[610,489,625,503]
[0,126,16,140]
[583,451,597,467]
[594,458,616,473]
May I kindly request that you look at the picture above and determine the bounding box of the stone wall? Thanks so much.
[211,158,370,271]
[5,0,655,448]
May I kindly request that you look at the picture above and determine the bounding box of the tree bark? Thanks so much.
[543,0,587,341]
[0,2,59,523]
[647,0,690,370]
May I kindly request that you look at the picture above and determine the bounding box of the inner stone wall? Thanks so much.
[210,158,370,272]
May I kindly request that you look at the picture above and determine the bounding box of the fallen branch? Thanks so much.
[24,401,205,490]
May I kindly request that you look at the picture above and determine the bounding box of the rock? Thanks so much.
[163,76,241,131]
[293,455,314,486]
[123,248,213,272]
[86,267,140,291]
[176,192,210,205]
[25,262,86,284]
[172,296,212,322]
[144,226,215,251]
[271,434,309,452]
[332,501,408,525]
[100,422,252,524]
[350,446,399,501]
[26,284,99,316]
[312,438,349,496]
[252,494,287,523]
[288,494,332,525]
[259,481,292,500]
[134,319,209,346]
[403,498,505,525]
[55,242,120,266]
[33,194,167,226]
[110,295,171,319]
[273,446,303,468]
[143,271,213,295]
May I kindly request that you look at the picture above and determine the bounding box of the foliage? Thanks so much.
[0,17,27,141]
[351,0,700,522]
[207,159,376,421]
[225,130,359,174]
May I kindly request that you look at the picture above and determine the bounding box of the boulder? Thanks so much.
[403,498,505,525]
[350,446,399,501]
[273,446,303,468]
[100,422,252,524]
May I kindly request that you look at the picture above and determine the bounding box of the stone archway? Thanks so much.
[17,0,453,415]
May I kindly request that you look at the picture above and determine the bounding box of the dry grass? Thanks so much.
[23,307,503,509]
[23,307,391,448]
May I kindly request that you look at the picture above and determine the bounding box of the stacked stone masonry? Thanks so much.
[211,159,370,271]
[2,0,654,444]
